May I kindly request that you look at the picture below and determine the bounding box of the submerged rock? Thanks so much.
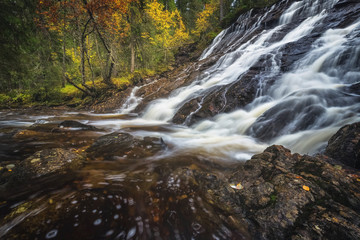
[325,122,360,169]
[0,148,84,200]
[58,120,98,131]
[87,132,167,159]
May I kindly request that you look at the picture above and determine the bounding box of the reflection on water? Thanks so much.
[0,110,250,239]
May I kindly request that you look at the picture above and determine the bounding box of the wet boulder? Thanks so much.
[58,120,98,131]
[172,70,259,125]
[325,122,360,169]
[87,132,166,160]
[229,145,360,239]
[0,148,84,200]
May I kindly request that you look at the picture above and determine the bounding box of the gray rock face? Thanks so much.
[325,122,360,169]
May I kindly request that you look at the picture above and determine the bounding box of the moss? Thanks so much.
[270,193,277,204]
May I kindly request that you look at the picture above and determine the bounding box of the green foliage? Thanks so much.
[0,94,11,106]
[12,92,31,104]
[221,0,279,28]
[0,0,279,106]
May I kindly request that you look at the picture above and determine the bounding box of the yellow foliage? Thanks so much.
[112,77,131,88]
[302,185,310,191]
[145,0,189,51]
[193,4,217,37]
[60,85,79,96]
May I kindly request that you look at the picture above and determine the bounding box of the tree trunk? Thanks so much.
[61,5,66,88]
[103,53,115,87]
[80,36,86,85]
[130,41,135,73]
[65,74,94,97]
[83,0,115,88]
[62,36,66,88]
[220,0,224,21]
[85,48,95,87]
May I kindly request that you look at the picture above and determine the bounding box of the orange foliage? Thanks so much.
[37,0,134,37]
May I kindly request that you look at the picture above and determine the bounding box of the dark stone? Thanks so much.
[325,122,360,169]
[172,70,261,125]
[86,132,167,159]
[58,120,98,131]
[229,145,360,239]
[334,0,360,9]
[0,148,84,200]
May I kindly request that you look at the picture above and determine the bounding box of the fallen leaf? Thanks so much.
[178,194,188,200]
[230,183,243,190]
[303,185,310,191]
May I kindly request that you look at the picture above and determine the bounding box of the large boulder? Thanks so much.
[0,148,84,200]
[325,122,360,169]
[229,145,360,239]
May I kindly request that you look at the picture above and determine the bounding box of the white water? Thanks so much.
[119,86,142,114]
[105,0,360,160]
[141,12,324,122]
[4,0,357,161]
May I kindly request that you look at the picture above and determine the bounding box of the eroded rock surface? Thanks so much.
[229,145,360,239]
[325,122,360,169]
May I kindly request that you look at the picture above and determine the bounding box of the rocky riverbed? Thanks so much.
[0,113,359,239]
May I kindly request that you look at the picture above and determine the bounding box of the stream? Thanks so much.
[1,0,360,239]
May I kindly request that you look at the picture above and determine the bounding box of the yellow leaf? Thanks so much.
[230,183,244,190]
[302,185,310,191]
[178,194,188,200]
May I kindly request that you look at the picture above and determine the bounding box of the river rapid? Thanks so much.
[1,0,360,239]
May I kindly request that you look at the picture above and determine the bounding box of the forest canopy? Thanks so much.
[0,0,277,106]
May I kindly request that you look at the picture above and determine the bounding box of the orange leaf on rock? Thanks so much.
[302,185,310,191]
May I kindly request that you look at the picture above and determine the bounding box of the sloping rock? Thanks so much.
[229,145,360,239]
[86,132,166,159]
[325,122,360,169]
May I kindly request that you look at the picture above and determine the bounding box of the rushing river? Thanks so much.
[1,0,360,239]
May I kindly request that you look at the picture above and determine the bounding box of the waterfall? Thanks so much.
[118,86,142,114]
[117,0,360,159]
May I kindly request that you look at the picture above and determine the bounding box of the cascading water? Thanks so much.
[2,1,360,239]
[115,0,360,159]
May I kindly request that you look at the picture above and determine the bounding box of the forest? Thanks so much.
[0,0,276,107]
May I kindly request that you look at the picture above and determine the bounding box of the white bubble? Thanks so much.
[126,227,136,240]
[94,218,102,226]
[45,229,58,239]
